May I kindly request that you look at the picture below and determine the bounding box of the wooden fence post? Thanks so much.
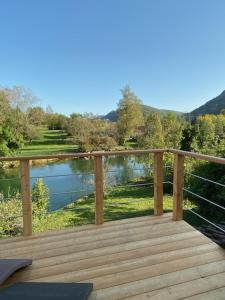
[94,156,104,225]
[173,153,184,221]
[20,160,32,236]
[154,152,164,216]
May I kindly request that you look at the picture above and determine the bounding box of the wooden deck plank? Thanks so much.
[184,286,225,300]
[2,222,197,263]
[89,260,225,299]
[1,214,224,300]
[34,244,218,283]
[8,235,213,284]
[10,242,216,283]
[0,213,173,246]
[12,231,204,265]
[0,219,191,256]
[84,251,225,291]
[134,272,225,300]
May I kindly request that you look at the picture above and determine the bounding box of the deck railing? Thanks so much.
[1,148,225,236]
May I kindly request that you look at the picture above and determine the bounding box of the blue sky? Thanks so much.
[1,0,225,115]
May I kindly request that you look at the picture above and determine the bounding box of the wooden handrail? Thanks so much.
[0,149,166,162]
[169,149,225,164]
[2,148,225,237]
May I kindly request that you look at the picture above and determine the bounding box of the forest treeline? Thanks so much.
[1,85,225,157]
[1,85,225,235]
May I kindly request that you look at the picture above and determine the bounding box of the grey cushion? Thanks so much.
[0,259,32,285]
[0,282,93,299]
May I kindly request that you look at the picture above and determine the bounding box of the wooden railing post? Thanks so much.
[20,160,32,236]
[94,155,104,225]
[154,152,164,216]
[173,153,184,221]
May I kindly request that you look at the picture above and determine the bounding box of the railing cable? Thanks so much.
[184,171,225,188]
[187,208,225,234]
[183,188,225,211]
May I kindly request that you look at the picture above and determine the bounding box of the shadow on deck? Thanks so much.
[1,213,225,299]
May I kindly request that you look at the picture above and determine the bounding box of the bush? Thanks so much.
[32,178,49,216]
[0,179,49,237]
[187,161,225,219]
[0,192,23,237]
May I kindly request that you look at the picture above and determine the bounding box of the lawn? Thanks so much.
[31,184,205,234]
[20,128,78,156]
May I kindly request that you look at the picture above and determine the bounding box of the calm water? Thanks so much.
[0,156,151,211]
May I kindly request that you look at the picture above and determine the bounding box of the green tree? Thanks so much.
[162,113,183,148]
[27,106,46,126]
[138,112,164,148]
[191,115,216,153]
[0,91,24,156]
[117,86,144,145]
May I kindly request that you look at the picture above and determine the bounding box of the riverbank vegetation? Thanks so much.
[2,85,225,158]
[1,85,225,237]
[0,181,173,237]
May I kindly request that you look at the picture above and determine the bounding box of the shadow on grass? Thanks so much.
[60,185,173,228]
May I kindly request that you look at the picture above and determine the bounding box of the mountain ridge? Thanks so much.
[188,90,225,117]
[102,90,225,122]
[102,105,183,122]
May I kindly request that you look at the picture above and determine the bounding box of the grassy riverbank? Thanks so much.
[20,129,77,156]
[0,183,205,238]
[33,184,172,233]
[32,184,203,234]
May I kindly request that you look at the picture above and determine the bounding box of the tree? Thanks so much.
[138,112,164,148]
[46,113,68,130]
[27,107,46,126]
[162,113,183,148]
[3,86,39,111]
[117,86,144,145]
[191,115,216,153]
[0,91,24,156]
[66,115,118,151]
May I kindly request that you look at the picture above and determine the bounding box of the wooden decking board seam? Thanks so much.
[3,215,225,300]
[22,237,213,280]
[17,237,213,278]
[0,216,174,250]
[89,259,225,299]
[81,251,225,290]
[0,213,173,245]
[182,286,225,300]
[2,230,202,262]
[0,226,197,260]
[20,243,218,283]
[24,231,205,266]
[144,271,225,300]
[0,220,189,254]
[120,271,225,300]
[0,223,194,257]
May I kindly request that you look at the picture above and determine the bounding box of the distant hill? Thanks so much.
[189,90,225,118]
[102,104,183,122]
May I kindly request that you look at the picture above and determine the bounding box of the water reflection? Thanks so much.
[0,155,152,211]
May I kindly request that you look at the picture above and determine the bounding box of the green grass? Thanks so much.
[30,184,200,234]
[31,184,205,234]
[20,128,78,156]
[1,183,205,237]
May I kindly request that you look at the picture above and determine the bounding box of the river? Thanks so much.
[0,155,151,211]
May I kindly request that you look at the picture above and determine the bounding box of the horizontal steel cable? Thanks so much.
[187,208,225,234]
[183,188,225,211]
[184,171,225,188]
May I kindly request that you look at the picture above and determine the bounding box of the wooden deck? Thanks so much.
[1,213,225,299]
